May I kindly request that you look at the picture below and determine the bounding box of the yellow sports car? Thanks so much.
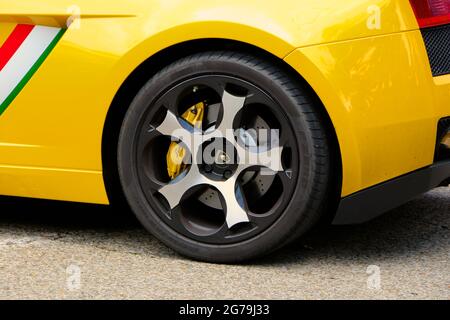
[0,0,449,262]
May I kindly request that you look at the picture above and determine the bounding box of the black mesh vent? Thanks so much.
[435,118,450,162]
[422,24,450,77]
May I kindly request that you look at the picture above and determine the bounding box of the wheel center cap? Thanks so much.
[200,138,239,181]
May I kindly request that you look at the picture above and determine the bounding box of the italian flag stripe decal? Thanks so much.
[0,24,65,116]
[0,25,34,71]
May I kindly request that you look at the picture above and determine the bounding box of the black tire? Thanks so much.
[117,51,332,263]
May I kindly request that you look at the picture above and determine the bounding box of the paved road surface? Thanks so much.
[0,188,448,299]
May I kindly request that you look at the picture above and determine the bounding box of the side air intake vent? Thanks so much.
[422,24,450,76]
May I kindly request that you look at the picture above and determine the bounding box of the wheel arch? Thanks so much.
[102,38,342,219]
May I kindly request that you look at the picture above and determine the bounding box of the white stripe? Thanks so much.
[0,26,61,105]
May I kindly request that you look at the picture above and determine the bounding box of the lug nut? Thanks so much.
[223,170,233,179]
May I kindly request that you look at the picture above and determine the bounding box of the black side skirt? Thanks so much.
[333,161,450,225]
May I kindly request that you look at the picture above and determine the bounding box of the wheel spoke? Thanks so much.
[236,144,284,174]
[159,166,207,209]
[216,180,250,228]
[156,109,193,143]
[217,90,247,136]
[256,146,284,172]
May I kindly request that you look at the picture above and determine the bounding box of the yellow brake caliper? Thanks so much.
[166,102,205,180]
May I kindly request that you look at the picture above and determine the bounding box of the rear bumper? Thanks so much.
[333,160,450,225]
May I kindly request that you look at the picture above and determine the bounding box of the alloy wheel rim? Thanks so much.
[135,75,299,244]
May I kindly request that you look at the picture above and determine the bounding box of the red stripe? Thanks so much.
[0,24,34,72]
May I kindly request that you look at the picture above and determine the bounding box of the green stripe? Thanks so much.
[0,28,65,116]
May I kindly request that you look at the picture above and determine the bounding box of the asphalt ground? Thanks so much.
[0,187,448,299]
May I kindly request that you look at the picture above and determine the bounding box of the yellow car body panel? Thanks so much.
[0,0,448,203]
[286,31,450,195]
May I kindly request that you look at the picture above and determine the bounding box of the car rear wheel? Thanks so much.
[117,51,332,263]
